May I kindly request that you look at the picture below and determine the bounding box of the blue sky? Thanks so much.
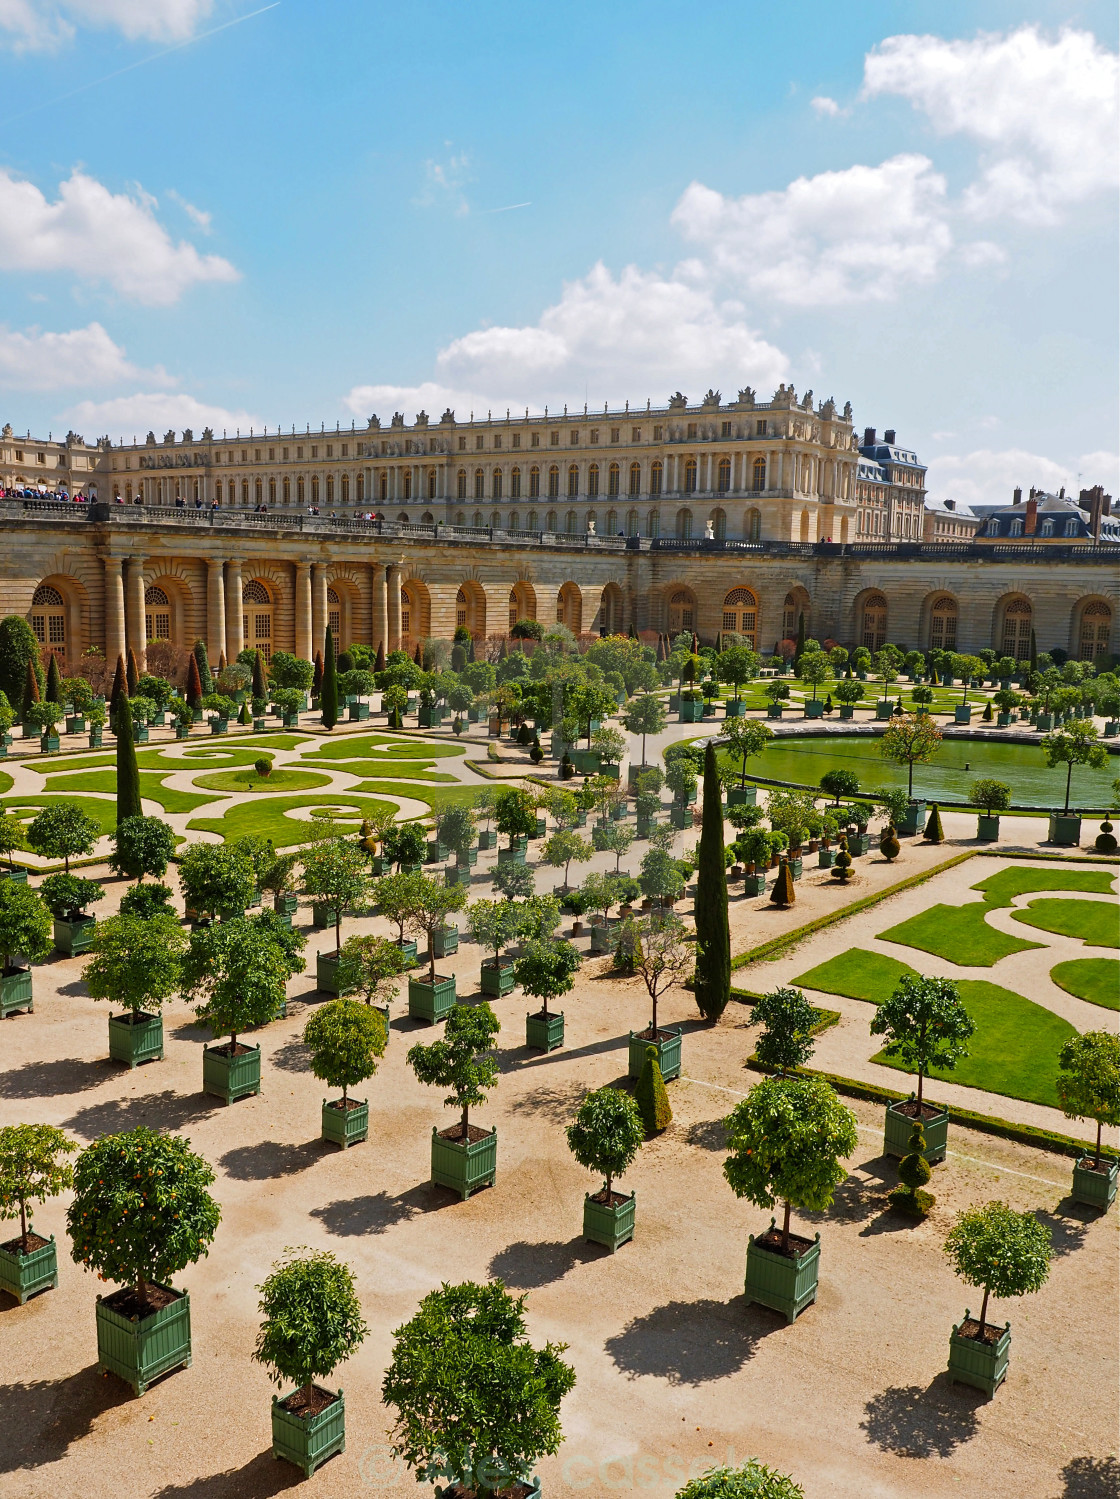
[1,0,1116,507]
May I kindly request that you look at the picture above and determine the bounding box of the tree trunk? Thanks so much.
[605,1171,613,1198]
[908,760,914,797]
[429,940,436,984]
[916,1064,924,1109]
[1095,1117,1102,1168]
[460,1104,469,1137]
[781,1199,792,1254]
[977,1285,990,1340]
[650,991,658,1036]
[302,1380,313,1408]
[1065,759,1073,813]
[136,1272,148,1302]
[230,1029,238,1051]
[19,1197,28,1255]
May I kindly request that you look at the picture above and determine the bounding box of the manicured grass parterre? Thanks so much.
[1012,898,1119,950]
[345,780,479,810]
[0,794,118,837]
[187,793,399,847]
[879,901,1045,967]
[300,759,458,782]
[191,768,333,794]
[1049,958,1120,1010]
[0,771,12,795]
[299,733,464,763]
[794,948,915,1003]
[42,769,216,815]
[971,865,1117,908]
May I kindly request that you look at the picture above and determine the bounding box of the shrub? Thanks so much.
[566,1087,644,1198]
[336,934,404,1010]
[821,769,860,805]
[109,814,176,883]
[1056,1030,1120,1167]
[674,1462,806,1499]
[635,1044,672,1134]
[513,937,580,1020]
[0,1122,76,1255]
[118,882,175,921]
[943,1201,1051,1339]
[890,1119,933,1215]
[82,909,187,1019]
[253,757,271,778]
[752,987,817,1075]
[303,998,387,1102]
[869,974,974,1109]
[301,836,372,954]
[40,872,103,919]
[253,1248,368,1407]
[0,880,52,970]
[923,804,945,843]
[968,780,1012,815]
[181,917,291,1048]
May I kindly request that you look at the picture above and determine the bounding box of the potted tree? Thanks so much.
[834,677,864,720]
[25,699,64,752]
[177,840,256,925]
[109,813,176,889]
[542,827,593,893]
[516,935,581,1052]
[304,998,388,1148]
[764,679,790,719]
[992,686,1020,727]
[82,908,187,1067]
[950,654,987,722]
[627,913,692,1081]
[0,812,27,883]
[870,974,975,1163]
[181,918,291,1102]
[566,1086,644,1252]
[468,897,522,997]
[26,801,100,873]
[878,713,943,829]
[0,1123,75,1304]
[407,1002,500,1199]
[382,1279,575,1498]
[495,786,536,866]
[943,1201,1051,1397]
[373,870,424,971]
[331,932,404,1035]
[1041,720,1107,845]
[1056,1030,1120,1211]
[475,789,497,851]
[0,879,52,1016]
[798,649,830,718]
[66,1126,220,1396]
[716,645,760,720]
[439,803,477,873]
[737,828,773,895]
[302,835,373,989]
[622,692,667,774]
[406,875,468,1022]
[674,1462,806,1498]
[665,756,697,829]
[40,872,103,956]
[260,852,301,927]
[723,1075,858,1323]
[969,779,1012,841]
[255,1248,368,1477]
[872,648,901,720]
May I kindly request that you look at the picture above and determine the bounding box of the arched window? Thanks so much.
[1079,601,1112,660]
[565,509,578,533]
[546,510,557,532]
[646,510,660,538]
[397,512,410,524]
[606,509,617,533]
[490,510,501,528]
[311,475,319,505]
[326,475,335,505]
[243,580,273,662]
[717,457,731,493]
[588,463,599,498]
[529,465,540,498]
[626,507,639,535]
[929,595,958,652]
[379,473,388,502]
[215,480,223,504]
[510,467,521,499]
[297,476,305,505]
[568,464,580,498]
[356,473,364,503]
[283,476,291,505]
[752,456,766,492]
[548,465,560,499]
[608,462,620,497]
[722,587,758,646]
[509,511,520,531]
[474,468,485,499]
[30,584,66,657]
[455,511,465,526]
[492,469,503,500]
[457,469,468,500]
[327,585,341,638]
[421,512,434,524]
[861,592,887,652]
[676,508,692,540]
[629,462,642,496]
[472,510,483,527]
[1000,598,1032,659]
[684,458,697,493]
[527,510,538,530]
[427,469,436,500]
[241,479,250,505]
[747,508,761,542]
[456,587,468,629]
[402,471,412,501]
[144,585,170,642]
[710,507,726,541]
[339,474,349,504]
[650,460,663,495]
[668,589,694,632]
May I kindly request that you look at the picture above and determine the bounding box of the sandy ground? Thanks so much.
[2,843,1118,1499]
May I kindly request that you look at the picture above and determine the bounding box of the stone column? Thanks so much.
[311,563,328,657]
[104,557,125,668]
[387,565,402,651]
[125,556,147,672]
[295,562,312,661]
[225,559,244,662]
[372,564,387,655]
[206,559,227,664]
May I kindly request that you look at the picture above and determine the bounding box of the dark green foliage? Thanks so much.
[253,1248,368,1402]
[337,649,355,674]
[126,648,139,697]
[869,973,975,1107]
[192,640,213,695]
[674,1461,806,1499]
[880,824,900,861]
[185,652,203,709]
[21,657,40,720]
[694,742,731,1022]
[320,624,339,729]
[45,654,63,704]
[0,880,53,968]
[114,697,142,824]
[821,769,860,804]
[566,1086,644,1196]
[0,616,42,708]
[635,1045,672,1135]
[407,1002,500,1135]
[26,802,100,872]
[181,916,292,1046]
[110,814,176,882]
[944,1201,1051,1338]
[923,804,944,843]
[770,858,795,907]
[891,1119,933,1215]
[252,649,267,699]
[118,882,175,921]
[752,986,817,1075]
[831,835,852,883]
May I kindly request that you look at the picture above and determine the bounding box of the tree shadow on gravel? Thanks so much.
[149,1451,304,1497]
[218,1140,323,1181]
[63,1089,219,1140]
[487,1237,595,1289]
[1060,1455,1120,1498]
[0,1055,108,1099]
[309,1184,435,1237]
[269,1037,312,1074]
[0,1365,129,1472]
[605,1297,777,1385]
[684,1118,727,1151]
[802,1160,893,1227]
[860,1377,982,1458]
[508,1080,589,1123]
[1036,1202,1094,1259]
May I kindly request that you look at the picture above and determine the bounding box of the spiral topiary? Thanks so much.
[889,1120,934,1215]
[879,823,900,862]
[831,834,852,883]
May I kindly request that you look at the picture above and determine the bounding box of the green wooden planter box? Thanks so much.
[884,1099,948,1163]
[96,1284,191,1396]
[583,1191,635,1253]
[433,924,459,958]
[322,1097,369,1148]
[670,804,690,830]
[744,1226,820,1323]
[253,717,266,731]
[132,725,150,744]
[954,705,973,724]
[430,1125,497,1199]
[497,845,526,868]
[766,704,786,720]
[1072,1157,1119,1211]
[896,800,926,836]
[532,816,548,839]
[347,702,370,721]
[445,864,469,887]
[1048,812,1081,846]
[202,1042,261,1104]
[426,840,450,864]
[174,725,189,740]
[109,1011,164,1067]
[724,699,747,718]
[848,832,871,856]
[787,856,803,881]
[53,914,96,956]
[996,712,1013,727]
[457,846,479,868]
[977,815,1001,841]
[803,699,825,719]
[525,1009,564,1052]
[316,949,347,995]
[743,872,767,895]
[589,918,620,955]
[817,848,835,869]
[726,785,757,808]
[39,734,60,753]
[838,703,855,719]
[274,892,299,920]
[480,958,515,997]
[209,719,229,735]
[571,748,602,774]
[871,701,891,721]
[948,1316,1011,1398]
[478,829,495,851]
[312,901,341,930]
[0,966,33,1018]
[408,973,457,1022]
[394,937,419,970]
[0,866,28,884]
[66,715,86,734]
[678,699,704,722]
[628,1026,681,1081]
[272,1387,346,1478]
[0,1233,58,1303]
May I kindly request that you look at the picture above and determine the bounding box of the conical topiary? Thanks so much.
[923,804,944,843]
[45,653,63,704]
[126,647,140,696]
[832,834,852,883]
[185,652,203,710]
[635,1045,672,1135]
[889,1119,933,1215]
[252,649,267,700]
[374,640,386,673]
[238,699,251,725]
[217,650,227,674]
[21,657,40,721]
[108,653,127,730]
[880,823,900,862]
[115,695,142,823]
[769,856,795,907]
[982,700,993,722]
[193,639,212,695]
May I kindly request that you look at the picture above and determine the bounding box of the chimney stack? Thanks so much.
[945,498,956,512]
[1013,486,1022,505]
[863,427,876,447]
[1025,496,1038,535]
[884,429,896,445]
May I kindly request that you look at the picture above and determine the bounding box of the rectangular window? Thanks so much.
[283,447,289,460]
[268,448,275,461]
[14,450,23,462]
[476,435,484,449]
[405,440,413,454]
[459,436,467,451]
[721,421,732,438]
[512,433,520,449]
[590,429,599,444]
[632,427,641,442]
[687,424,697,439]
[723,611,737,631]
[326,444,333,458]
[653,426,663,441]
[570,429,579,444]
[756,420,767,436]
[296,446,303,460]
[531,433,540,448]
[494,435,502,448]
[341,443,348,457]
[550,431,560,445]
[241,449,247,462]
[611,427,620,442]
[254,449,261,462]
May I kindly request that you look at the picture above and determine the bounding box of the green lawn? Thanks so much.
[23,752,117,774]
[0,771,11,796]
[1012,898,1119,950]
[794,948,915,1002]
[191,768,333,794]
[1050,958,1120,1011]
[309,759,458,783]
[41,769,216,815]
[1,795,118,837]
[299,733,463,763]
[187,793,399,848]
[879,902,1045,967]
[346,780,480,811]
[972,866,1116,908]
[150,746,274,768]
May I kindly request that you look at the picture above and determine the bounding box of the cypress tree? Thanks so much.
[414,642,424,666]
[217,649,227,674]
[794,611,806,667]
[126,646,140,696]
[185,653,203,710]
[21,657,40,721]
[313,650,324,697]
[115,696,142,823]
[694,741,731,1022]
[466,633,476,663]
[374,640,386,673]
[108,654,127,729]
[320,624,339,730]
[45,653,63,704]
[193,640,213,695]
[629,621,638,640]
[252,649,267,700]
[635,1045,672,1134]
[770,857,795,907]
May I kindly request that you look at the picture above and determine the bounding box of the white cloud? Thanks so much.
[811,95,843,117]
[863,26,1119,223]
[1,0,211,48]
[925,447,1120,509]
[342,380,466,423]
[0,169,238,305]
[64,391,258,440]
[414,152,473,215]
[0,322,172,390]
[672,154,953,305]
[166,189,212,233]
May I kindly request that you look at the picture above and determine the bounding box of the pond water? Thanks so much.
[747,733,1118,810]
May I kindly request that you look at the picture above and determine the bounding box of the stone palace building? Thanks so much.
[0,387,1115,673]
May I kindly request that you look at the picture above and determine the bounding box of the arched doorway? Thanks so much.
[860,592,887,652]
[400,581,430,645]
[928,595,958,653]
[456,583,486,637]
[722,588,758,648]
[667,588,695,634]
[599,582,624,634]
[509,581,536,630]
[145,586,171,644]
[998,596,1032,660]
[29,584,67,664]
[782,588,811,641]
[556,583,582,634]
[1077,600,1112,661]
[243,580,274,662]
